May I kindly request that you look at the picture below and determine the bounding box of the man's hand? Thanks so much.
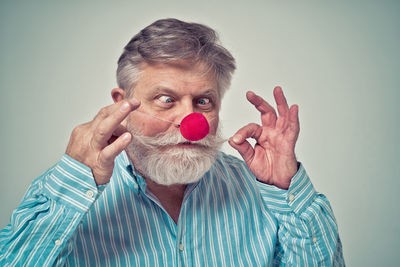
[229,87,299,190]
[66,99,140,185]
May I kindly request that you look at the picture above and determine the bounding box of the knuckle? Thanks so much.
[71,124,84,136]
[95,125,108,138]
[246,123,258,128]
[71,122,95,141]
[97,107,109,118]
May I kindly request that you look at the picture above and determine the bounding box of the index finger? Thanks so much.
[92,98,140,149]
[246,91,277,127]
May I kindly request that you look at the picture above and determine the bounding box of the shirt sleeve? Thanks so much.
[256,163,345,266]
[0,154,104,266]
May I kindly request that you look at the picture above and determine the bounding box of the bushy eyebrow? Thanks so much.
[149,87,218,99]
[148,87,177,97]
[199,90,218,98]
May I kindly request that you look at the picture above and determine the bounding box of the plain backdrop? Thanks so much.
[1,1,399,266]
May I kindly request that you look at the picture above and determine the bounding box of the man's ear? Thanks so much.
[111,88,126,103]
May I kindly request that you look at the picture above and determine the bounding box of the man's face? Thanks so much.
[123,61,224,185]
[126,61,220,138]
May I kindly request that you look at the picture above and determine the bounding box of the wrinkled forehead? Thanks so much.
[145,59,215,78]
[138,60,218,90]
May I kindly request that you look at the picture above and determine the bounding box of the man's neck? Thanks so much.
[145,178,187,224]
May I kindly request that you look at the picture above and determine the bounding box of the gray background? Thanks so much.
[1,1,399,266]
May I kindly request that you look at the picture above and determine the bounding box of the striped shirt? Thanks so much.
[0,151,344,266]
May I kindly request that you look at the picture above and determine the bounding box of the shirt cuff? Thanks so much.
[256,163,317,214]
[43,154,101,212]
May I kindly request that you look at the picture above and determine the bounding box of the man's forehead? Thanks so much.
[135,61,219,94]
[141,60,213,75]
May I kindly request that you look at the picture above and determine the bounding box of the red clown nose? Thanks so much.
[179,113,210,141]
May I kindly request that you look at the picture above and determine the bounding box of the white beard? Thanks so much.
[125,124,226,185]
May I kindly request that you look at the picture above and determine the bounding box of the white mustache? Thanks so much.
[132,131,227,149]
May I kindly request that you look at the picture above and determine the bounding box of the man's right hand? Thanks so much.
[66,98,140,185]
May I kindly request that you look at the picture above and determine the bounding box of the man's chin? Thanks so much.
[124,128,223,186]
[127,147,218,186]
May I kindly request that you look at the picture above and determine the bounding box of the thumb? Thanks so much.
[229,135,255,164]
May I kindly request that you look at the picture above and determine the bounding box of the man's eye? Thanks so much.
[197,98,210,106]
[158,95,174,103]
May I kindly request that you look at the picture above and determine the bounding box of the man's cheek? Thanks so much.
[209,120,219,135]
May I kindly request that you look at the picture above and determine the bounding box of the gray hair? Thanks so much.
[117,18,236,97]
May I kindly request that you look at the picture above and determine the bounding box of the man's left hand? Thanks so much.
[229,86,299,190]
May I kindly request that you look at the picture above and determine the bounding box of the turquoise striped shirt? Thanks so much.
[0,151,344,266]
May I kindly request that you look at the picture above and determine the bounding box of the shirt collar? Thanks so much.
[116,150,147,194]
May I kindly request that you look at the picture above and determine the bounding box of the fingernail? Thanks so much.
[130,98,140,106]
[232,135,241,143]
[120,102,130,112]
[122,133,131,141]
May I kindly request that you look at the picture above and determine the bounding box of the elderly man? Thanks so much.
[0,18,344,266]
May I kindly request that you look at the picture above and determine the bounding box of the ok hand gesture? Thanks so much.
[229,87,299,190]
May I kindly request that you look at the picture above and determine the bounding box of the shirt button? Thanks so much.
[179,244,184,251]
[86,190,94,198]
[133,184,138,190]
[312,236,317,243]
[55,239,62,246]
[288,194,295,201]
